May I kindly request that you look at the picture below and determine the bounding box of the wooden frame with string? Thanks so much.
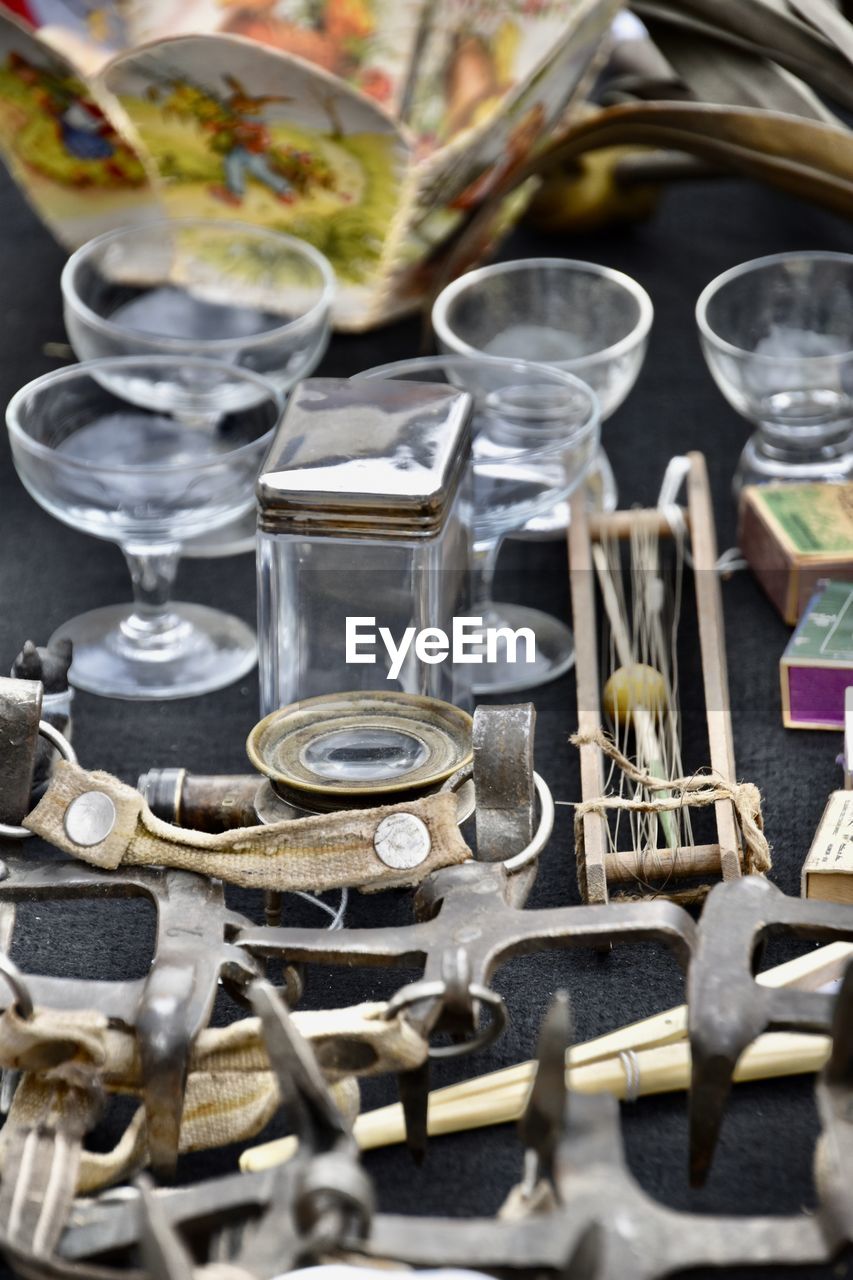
[568,451,742,904]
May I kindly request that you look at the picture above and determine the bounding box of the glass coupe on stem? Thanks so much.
[7,356,281,700]
[62,219,334,556]
[696,251,853,493]
[432,257,652,527]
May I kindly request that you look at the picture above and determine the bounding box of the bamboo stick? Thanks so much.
[241,942,852,1172]
[355,1033,829,1152]
[591,540,678,850]
[242,1032,830,1170]
[589,508,688,540]
[605,843,722,882]
[568,491,609,902]
[686,451,742,881]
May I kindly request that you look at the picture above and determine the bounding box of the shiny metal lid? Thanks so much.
[257,377,472,538]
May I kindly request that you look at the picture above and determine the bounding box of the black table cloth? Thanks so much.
[2,163,853,1279]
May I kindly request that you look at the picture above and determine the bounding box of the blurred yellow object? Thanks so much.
[494,21,521,85]
[527,147,659,233]
[603,662,667,728]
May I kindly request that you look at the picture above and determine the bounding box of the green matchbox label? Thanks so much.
[760,484,853,555]
[789,581,853,663]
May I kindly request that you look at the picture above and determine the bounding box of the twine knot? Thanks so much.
[571,728,771,882]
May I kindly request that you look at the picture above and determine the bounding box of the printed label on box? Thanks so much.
[761,485,853,557]
[805,792,853,874]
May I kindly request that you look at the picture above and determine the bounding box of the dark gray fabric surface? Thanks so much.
[1,164,853,1277]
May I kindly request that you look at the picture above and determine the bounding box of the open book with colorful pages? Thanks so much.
[0,0,617,328]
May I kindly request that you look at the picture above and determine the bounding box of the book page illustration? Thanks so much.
[101,33,411,323]
[0,7,157,245]
[123,0,425,117]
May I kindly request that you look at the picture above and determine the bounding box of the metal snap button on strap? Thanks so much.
[373,812,431,869]
[63,791,117,848]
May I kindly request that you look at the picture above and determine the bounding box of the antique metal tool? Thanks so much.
[236,858,695,1161]
[688,873,853,1186]
[0,854,257,1186]
[13,648,853,1280]
[139,690,478,837]
[237,865,695,1037]
[23,758,470,897]
[135,769,261,834]
[56,978,373,1278]
[0,675,74,841]
[234,698,561,1158]
[139,692,476,829]
[19,684,486,901]
[0,659,261,1186]
[247,692,474,815]
[10,640,73,799]
[360,991,848,1279]
[0,674,558,1170]
[59,985,853,1280]
[139,689,479,927]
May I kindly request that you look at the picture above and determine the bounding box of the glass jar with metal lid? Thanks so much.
[257,377,473,715]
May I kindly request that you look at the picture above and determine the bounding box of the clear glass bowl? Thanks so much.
[62,218,334,555]
[7,356,281,700]
[355,354,600,694]
[696,251,853,492]
[432,257,653,528]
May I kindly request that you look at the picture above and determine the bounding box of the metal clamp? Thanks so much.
[441,766,554,871]
[0,854,258,1178]
[385,977,508,1059]
[0,721,77,841]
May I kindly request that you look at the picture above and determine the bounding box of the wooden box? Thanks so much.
[738,483,853,625]
[802,790,853,903]
[780,580,853,730]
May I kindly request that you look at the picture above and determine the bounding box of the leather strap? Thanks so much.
[0,1002,427,1195]
[0,1075,100,1256]
[24,762,470,893]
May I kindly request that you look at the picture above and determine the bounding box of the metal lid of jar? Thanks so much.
[257,377,472,538]
[246,690,473,808]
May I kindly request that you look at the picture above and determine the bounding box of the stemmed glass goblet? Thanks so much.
[696,251,853,493]
[432,257,652,529]
[62,218,334,555]
[7,357,281,700]
[355,355,600,694]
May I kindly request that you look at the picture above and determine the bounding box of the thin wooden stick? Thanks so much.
[591,541,678,850]
[568,491,609,902]
[591,542,633,669]
[241,942,852,1172]
[360,1033,829,1152]
[242,1032,830,1169]
[589,508,688,540]
[605,843,722,883]
[686,451,742,881]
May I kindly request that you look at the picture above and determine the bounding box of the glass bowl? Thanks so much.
[432,257,653,527]
[696,251,853,492]
[62,218,334,555]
